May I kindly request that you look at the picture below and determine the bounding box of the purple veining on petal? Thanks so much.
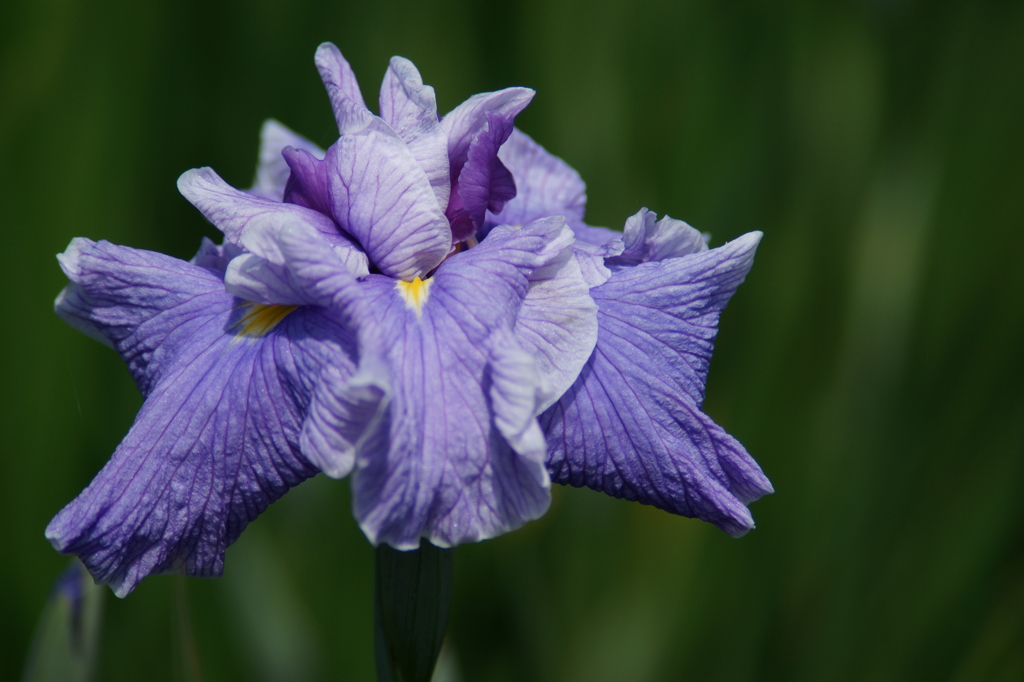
[513,233,599,413]
[49,239,359,595]
[315,42,371,135]
[541,232,772,537]
[319,129,452,280]
[379,57,450,211]
[282,146,336,219]
[303,218,575,549]
[181,166,369,278]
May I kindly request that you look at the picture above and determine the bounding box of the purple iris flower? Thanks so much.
[47,44,594,593]
[47,43,770,597]
[490,130,774,536]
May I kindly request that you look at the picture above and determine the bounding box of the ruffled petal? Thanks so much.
[541,232,773,537]
[48,240,358,596]
[332,218,575,549]
[607,208,709,266]
[513,238,598,413]
[447,111,516,241]
[177,167,369,278]
[315,42,371,135]
[490,128,587,226]
[315,128,452,280]
[440,88,534,180]
[249,119,326,202]
[379,57,450,211]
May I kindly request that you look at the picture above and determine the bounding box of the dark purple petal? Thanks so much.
[607,208,709,266]
[281,146,335,218]
[440,88,534,181]
[447,111,517,241]
[249,119,326,202]
[541,232,773,537]
[379,57,450,211]
[49,240,358,596]
[333,218,576,549]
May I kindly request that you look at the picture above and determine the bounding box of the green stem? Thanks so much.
[374,540,453,682]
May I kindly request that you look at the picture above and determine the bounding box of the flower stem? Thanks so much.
[373,540,453,682]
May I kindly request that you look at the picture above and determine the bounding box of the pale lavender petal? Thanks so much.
[234,217,367,318]
[448,111,516,241]
[541,232,772,537]
[379,57,450,211]
[315,42,372,135]
[486,325,548,482]
[48,239,358,595]
[300,362,388,479]
[488,128,620,248]
[490,128,586,226]
[345,218,573,549]
[514,240,598,413]
[440,88,535,180]
[179,167,340,247]
[224,254,310,306]
[572,239,624,288]
[249,119,326,202]
[570,222,622,247]
[320,130,452,280]
[608,208,709,266]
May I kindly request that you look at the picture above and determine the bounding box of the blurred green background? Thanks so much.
[3,0,1023,679]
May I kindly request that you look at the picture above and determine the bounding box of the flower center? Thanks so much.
[396,276,432,317]
[234,303,298,338]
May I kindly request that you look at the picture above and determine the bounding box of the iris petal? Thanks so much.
[541,232,773,537]
[48,239,357,595]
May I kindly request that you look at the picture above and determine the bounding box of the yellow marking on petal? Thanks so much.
[396,276,432,317]
[233,303,298,339]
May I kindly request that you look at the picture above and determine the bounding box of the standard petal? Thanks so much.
[315,42,372,135]
[48,240,358,596]
[541,232,773,537]
[378,57,450,211]
[440,88,535,179]
[281,146,336,219]
[608,208,709,266]
[448,111,517,241]
[572,239,624,289]
[346,218,572,549]
[249,119,326,202]
[319,130,452,280]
